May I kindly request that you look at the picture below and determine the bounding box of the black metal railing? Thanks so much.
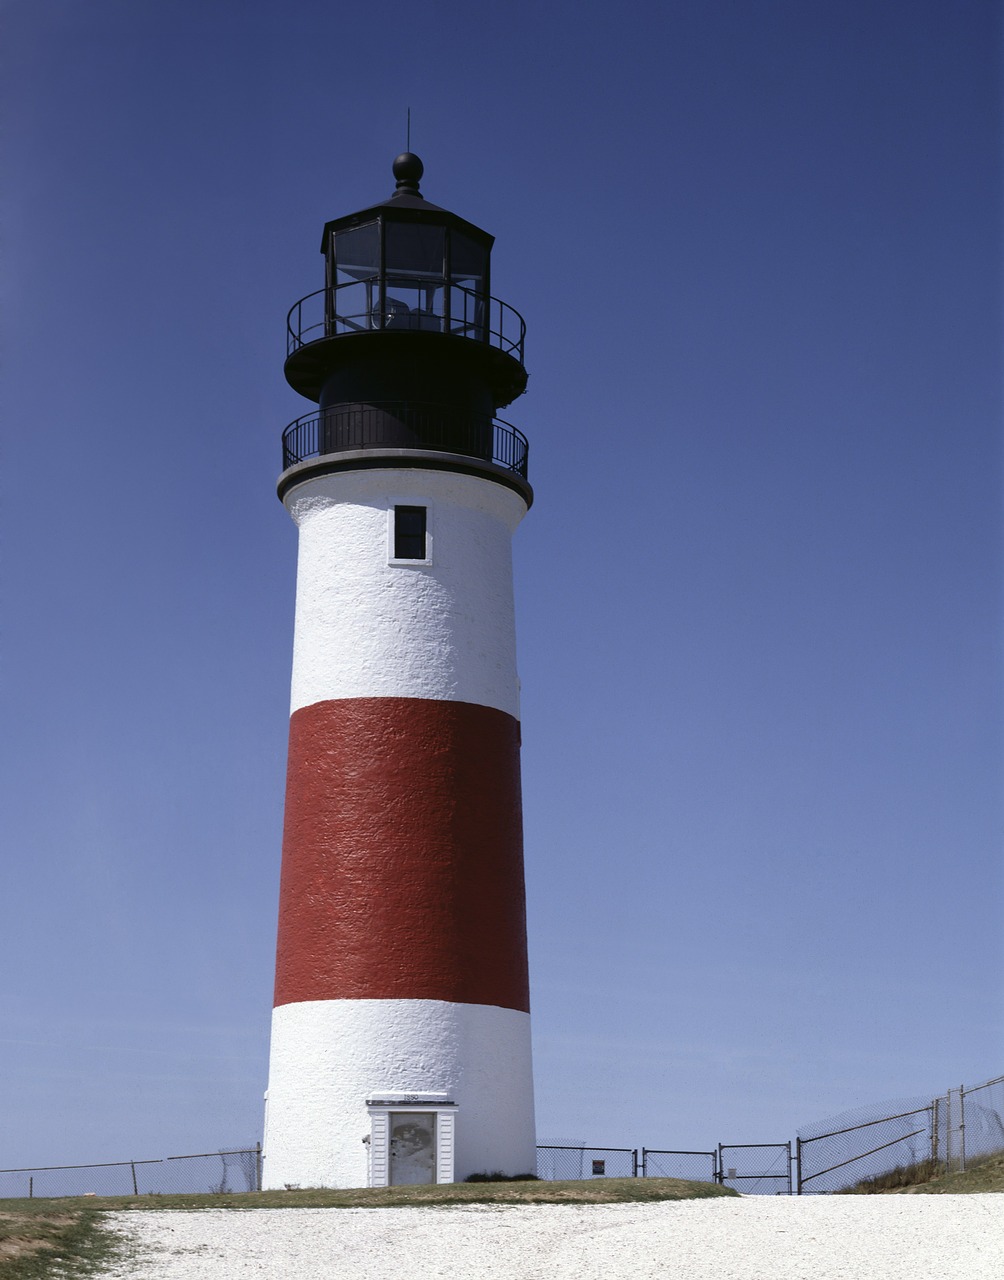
[286,282,525,365]
[281,402,529,479]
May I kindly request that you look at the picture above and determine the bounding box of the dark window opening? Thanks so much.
[394,506,427,560]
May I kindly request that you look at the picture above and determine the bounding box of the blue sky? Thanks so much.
[1,0,1000,1167]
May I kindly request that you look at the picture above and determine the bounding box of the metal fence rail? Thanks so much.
[0,1147,262,1200]
[718,1142,792,1195]
[796,1101,933,1194]
[795,1077,1004,1192]
[934,1075,1004,1174]
[641,1149,717,1182]
[535,1146,638,1181]
[4,1071,1000,1200]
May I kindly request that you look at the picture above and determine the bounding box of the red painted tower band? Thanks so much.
[274,696,529,1012]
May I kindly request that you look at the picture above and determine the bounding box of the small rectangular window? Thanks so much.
[394,505,427,560]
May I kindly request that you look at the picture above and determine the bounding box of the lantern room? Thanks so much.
[322,153,492,341]
[280,154,529,498]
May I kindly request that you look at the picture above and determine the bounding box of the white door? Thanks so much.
[389,1112,437,1185]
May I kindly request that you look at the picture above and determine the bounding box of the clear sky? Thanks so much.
[1,0,1001,1167]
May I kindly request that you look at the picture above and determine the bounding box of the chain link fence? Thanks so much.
[796,1099,933,1193]
[0,1147,261,1199]
[797,1072,1004,1193]
[641,1149,717,1182]
[535,1145,638,1180]
[718,1142,792,1195]
[934,1075,1004,1174]
[4,1071,1000,1199]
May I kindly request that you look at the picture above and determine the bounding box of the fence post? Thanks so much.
[131,1162,138,1195]
[959,1085,966,1173]
[29,1176,32,1199]
[930,1099,939,1165]
[715,1143,723,1184]
[631,1149,638,1178]
[256,1142,263,1192]
[795,1137,802,1194]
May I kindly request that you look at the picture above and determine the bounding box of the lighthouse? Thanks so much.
[262,154,536,1189]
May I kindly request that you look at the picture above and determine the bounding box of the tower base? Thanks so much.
[262,999,536,1189]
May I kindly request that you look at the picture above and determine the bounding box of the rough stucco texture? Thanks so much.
[266,467,535,1189]
[262,999,536,1189]
[284,468,527,719]
[273,696,529,1013]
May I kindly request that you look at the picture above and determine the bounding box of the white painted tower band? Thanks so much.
[285,468,525,718]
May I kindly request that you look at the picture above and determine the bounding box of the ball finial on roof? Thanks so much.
[392,152,424,195]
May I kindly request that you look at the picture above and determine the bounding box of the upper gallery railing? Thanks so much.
[286,280,526,364]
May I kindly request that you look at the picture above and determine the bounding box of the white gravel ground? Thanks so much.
[98,1194,1003,1279]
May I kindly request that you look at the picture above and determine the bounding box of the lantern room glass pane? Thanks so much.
[383,223,446,331]
[450,232,487,291]
[334,222,380,284]
[385,223,446,279]
[333,222,380,333]
[448,232,487,338]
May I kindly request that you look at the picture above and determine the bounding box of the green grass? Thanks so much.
[839,1151,1004,1195]
[1,1174,733,1215]
[0,1175,734,1274]
[839,1158,945,1193]
[0,1202,124,1280]
[23,1159,1004,1274]
[6,1155,997,1275]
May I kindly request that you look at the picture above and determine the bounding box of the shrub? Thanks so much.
[464,1171,540,1183]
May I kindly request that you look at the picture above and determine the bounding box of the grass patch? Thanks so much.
[0,1203,124,1279]
[0,1176,734,1268]
[840,1158,945,1193]
[0,1175,733,1217]
[839,1151,1004,1195]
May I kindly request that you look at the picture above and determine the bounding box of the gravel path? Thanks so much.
[98,1194,1003,1279]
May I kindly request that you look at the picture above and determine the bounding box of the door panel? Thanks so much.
[389,1112,437,1185]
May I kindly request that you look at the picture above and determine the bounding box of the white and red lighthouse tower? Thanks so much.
[262,154,536,1189]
